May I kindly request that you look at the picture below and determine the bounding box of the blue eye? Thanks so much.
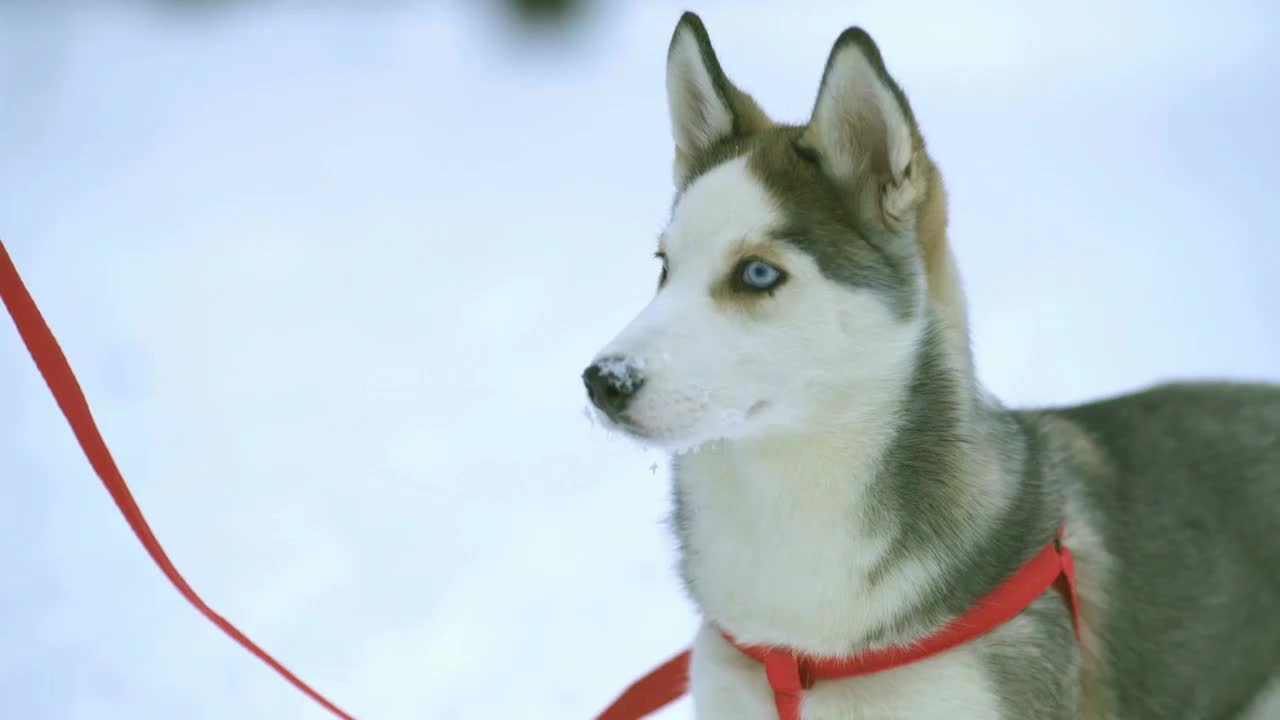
[738,258,785,291]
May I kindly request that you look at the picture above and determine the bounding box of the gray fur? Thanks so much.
[1051,383,1280,719]
[981,593,1081,719]
[753,127,922,321]
[855,331,1280,718]
[865,321,1065,645]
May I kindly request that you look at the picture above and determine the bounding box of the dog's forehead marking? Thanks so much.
[667,156,780,257]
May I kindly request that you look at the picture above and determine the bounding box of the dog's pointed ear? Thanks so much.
[666,12,771,188]
[802,29,925,224]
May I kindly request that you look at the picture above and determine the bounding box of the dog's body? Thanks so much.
[678,379,1280,720]
[583,13,1280,719]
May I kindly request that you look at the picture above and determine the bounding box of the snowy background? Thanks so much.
[1,1,1277,718]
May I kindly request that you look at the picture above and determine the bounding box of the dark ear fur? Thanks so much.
[666,12,771,188]
[801,28,927,224]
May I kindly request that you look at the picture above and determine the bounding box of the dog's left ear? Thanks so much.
[801,29,926,225]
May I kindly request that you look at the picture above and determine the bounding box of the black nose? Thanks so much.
[583,356,645,417]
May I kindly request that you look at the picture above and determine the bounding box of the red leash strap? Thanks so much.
[0,238,357,720]
[593,649,690,720]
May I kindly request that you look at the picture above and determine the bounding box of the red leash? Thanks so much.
[595,529,1079,720]
[0,238,357,719]
[594,650,691,720]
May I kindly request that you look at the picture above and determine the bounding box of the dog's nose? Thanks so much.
[583,356,645,417]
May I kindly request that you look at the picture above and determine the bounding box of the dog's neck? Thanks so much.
[671,319,1041,655]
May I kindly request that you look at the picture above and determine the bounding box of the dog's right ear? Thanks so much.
[666,12,770,188]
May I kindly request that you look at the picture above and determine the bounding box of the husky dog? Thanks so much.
[582,11,1280,720]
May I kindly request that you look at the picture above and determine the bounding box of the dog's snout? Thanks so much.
[583,355,645,417]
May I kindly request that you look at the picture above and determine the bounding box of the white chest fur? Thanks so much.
[675,430,941,656]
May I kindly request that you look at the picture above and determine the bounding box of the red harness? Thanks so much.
[596,528,1080,720]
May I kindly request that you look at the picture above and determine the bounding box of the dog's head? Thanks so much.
[584,12,961,451]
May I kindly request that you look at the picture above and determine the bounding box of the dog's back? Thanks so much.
[1046,382,1280,718]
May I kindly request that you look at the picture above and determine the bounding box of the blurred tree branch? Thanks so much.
[502,0,588,26]
[148,0,593,29]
